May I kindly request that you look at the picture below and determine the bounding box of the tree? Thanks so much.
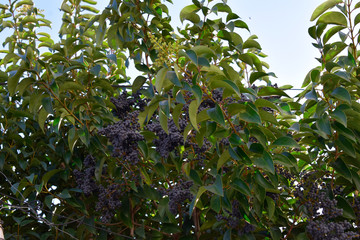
[0,0,359,239]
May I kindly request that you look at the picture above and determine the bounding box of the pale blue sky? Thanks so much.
[8,1,324,90]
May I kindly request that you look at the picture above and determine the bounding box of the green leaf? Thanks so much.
[135,226,145,239]
[83,0,97,4]
[15,0,33,9]
[162,224,181,234]
[42,169,62,186]
[354,13,360,27]
[272,136,299,148]
[159,111,168,134]
[332,158,352,181]
[323,26,345,44]
[191,45,216,58]
[68,127,79,153]
[350,169,360,192]
[254,171,274,190]
[254,152,275,174]
[223,80,241,98]
[229,147,251,165]
[316,113,332,136]
[61,2,72,14]
[217,149,231,170]
[198,57,210,67]
[258,86,289,97]
[166,71,182,87]
[310,0,342,21]
[230,178,251,196]
[186,49,198,65]
[210,195,221,213]
[155,67,168,92]
[192,85,202,104]
[38,108,49,132]
[78,127,90,147]
[41,97,54,114]
[58,189,71,199]
[238,105,262,125]
[331,87,351,104]
[205,174,224,197]
[336,196,356,220]
[0,4,9,9]
[180,4,200,23]
[316,11,347,26]
[80,5,99,13]
[189,100,199,131]
[223,229,231,240]
[207,104,225,127]
[266,197,276,220]
[132,76,147,93]
[335,135,356,158]
[330,108,347,127]
[212,3,232,13]
[250,72,268,84]
[234,20,249,31]
[8,68,25,95]
[189,186,206,215]
[243,39,261,50]
[190,169,202,185]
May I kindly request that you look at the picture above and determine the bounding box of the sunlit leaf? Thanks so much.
[316,11,347,26]
[310,0,343,21]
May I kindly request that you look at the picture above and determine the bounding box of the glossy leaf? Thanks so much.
[230,178,251,196]
[316,11,347,26]
[272,136,300,148]
[331,87,351,104]
[310,0,342,21]
[189,100,199,131]
[336,196,356,220]
[180,4,200,23]
[335,135,356,158]
[205,174,224,197]
[207,104,225,127]
[155,67,168,92]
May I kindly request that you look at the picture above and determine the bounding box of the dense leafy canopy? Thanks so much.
[0,0,360,239]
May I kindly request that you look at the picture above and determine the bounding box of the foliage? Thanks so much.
[0,0,360,239]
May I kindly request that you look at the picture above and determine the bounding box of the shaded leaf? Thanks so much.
[205,174,224,197]
[331,87,351,104]
[332,158,352,181]
[336,196,356,220]
[272,136,299,148]
[155,67,168,92]
[335,135,356,158]
[207,104,225,127]
[230,178,251,196]
[132,76,147,93]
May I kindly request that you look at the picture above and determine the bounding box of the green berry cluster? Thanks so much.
[147,32,179,68]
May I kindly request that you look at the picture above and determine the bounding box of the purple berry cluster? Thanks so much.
[306,220,359,240]
[95,184,123,223]
[216,200,255,235]
[99,91,147,165]
[294,172,358,239]
[110,90,147,119]
[146,118,187,158]
[73,155,98,195]
[73,155,125,223]
[99,111,144,164]
[162,180,193,215]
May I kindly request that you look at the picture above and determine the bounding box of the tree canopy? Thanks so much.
[1,0,360,239]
